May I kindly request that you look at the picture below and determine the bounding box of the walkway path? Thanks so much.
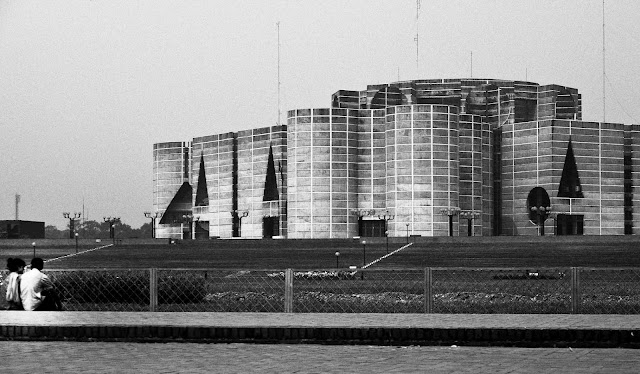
[3,342,640,373]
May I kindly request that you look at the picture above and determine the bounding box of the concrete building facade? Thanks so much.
[153,78,638,239]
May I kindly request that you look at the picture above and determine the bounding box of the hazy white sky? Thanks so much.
[1,0,639,229]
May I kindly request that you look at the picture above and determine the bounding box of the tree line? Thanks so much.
[45,220,152,239]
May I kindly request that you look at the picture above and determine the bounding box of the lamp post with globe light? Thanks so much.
[440,207,461,237]
[361,240,367,280]
[378,210,394,254]
[530,205,551,236]
[230,210,249,238]
[459,211,480,236]
[63,212,81,239]
[103,217,120,245]
[405,223,410,243]
[144,211,161,239]
[182,214,194,240]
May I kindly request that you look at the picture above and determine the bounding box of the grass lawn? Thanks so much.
[2,236,640,270]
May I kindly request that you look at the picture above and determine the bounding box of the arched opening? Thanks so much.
[370,86,404,109]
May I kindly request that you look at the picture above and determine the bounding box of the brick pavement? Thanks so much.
[2,342,640,373]
[2,311,640,347]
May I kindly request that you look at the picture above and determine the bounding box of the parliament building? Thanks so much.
[153,78,639,239]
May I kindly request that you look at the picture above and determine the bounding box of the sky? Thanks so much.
[1,0,639,229]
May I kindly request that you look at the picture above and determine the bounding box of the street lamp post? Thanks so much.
[32,242,36,258]
[351,209,375,237]
[361,240,366,280]
[440,208,461,237]
[335,251,340,268]
[144,212,161,239]
[75,232,79,254]
[405,223,410,243]
[63,212,81,239]
[230,210,249,238]
[548,212,558,236]
[378,210,394,254]
[459,211,481,236]
[182,214,194,240]
[103,217,120,245]
[385,231,389,254]
[530,205,551,236]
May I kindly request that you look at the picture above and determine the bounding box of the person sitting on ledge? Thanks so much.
[4,257,26,310]
[20,258,62,311]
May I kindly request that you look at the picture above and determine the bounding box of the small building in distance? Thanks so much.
[0,220,45,239]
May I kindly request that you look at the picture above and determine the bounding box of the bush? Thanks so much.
[50,270,205,306]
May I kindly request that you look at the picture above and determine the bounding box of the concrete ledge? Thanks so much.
[2,312,640,347]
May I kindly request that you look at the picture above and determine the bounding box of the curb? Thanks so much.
[2,325,640,348]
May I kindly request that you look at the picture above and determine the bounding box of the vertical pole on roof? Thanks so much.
[602,0,606,123]
[277,21,281,126]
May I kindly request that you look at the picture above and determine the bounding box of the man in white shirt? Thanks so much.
[20,258,59,311]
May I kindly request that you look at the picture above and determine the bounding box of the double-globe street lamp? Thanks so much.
[103,217,120,245]
[182,214,194,240]
[351,209,375,237]
[459,211,481,237]
[530,205,552,236]
[440,207,461,237]
[144,211,161,239]
[63,212,81,239]
[377,210,395,254]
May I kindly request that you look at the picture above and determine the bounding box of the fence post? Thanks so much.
[284,268,293,313]
[571,267,580,314]
[149,268,158,312]
[424,267,432,313]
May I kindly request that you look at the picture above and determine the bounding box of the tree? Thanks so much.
[45,225,65,239]
[78,220,108,239]
[45,219,151,239]
[138,222,152,238]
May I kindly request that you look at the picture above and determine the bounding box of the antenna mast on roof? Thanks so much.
[415,0,421,78]
[277,21,281,126]
[602,0,606,123]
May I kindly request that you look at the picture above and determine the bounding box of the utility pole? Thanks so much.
[277,21,281,127]
[15,194,20,220]
[602,0,606,123]
[414,0,421,78]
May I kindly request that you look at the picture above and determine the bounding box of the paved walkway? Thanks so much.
[2,342,640,373]
[2,312,640,347]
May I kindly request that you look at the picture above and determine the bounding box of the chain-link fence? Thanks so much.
[579,268,640,314]
[432,268,572,313]
[2,268,640,313]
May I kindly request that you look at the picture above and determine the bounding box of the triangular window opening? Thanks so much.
[558,140,584,198]
[159,182,193,224]
[263,145,279,201]
[195,155,209,207]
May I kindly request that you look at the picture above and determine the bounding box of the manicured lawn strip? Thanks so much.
[3,236,640,269]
